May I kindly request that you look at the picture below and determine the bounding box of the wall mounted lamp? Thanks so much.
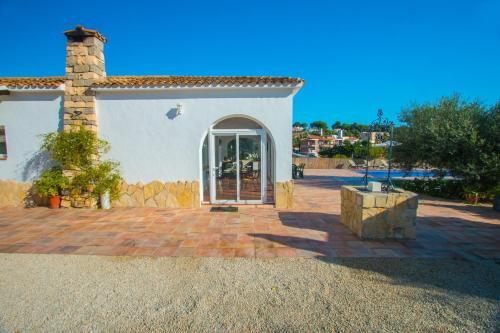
[176,103,183,116]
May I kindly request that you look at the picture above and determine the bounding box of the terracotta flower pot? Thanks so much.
[48,195,61,209]
[465,193,478,205]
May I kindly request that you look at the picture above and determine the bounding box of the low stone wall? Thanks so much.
[61,193,97,209]
[0,180,31,207]
[113,180,200,209]
[275,180,294,209]
[61,170,98,209]
[341,185,418,240]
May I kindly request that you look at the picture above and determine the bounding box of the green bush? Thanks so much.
[38,127,122,204]
[41,127,109,170]
[33,168,69,197]
[320,140,369,158]
[368,146,386,159]
[393,178,465,199]
[72,161,122,201]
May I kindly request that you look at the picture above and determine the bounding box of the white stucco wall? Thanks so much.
[96,87,296,184]
[0,92,62,182]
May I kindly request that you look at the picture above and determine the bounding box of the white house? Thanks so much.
[0,26,303,208]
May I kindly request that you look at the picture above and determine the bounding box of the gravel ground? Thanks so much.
[0,254,498,333]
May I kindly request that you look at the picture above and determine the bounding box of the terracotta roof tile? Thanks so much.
[92,76,304,87]
[301,135,335,141]
[0,77,65,88]
[0,75,304,89]
[304,135,323,140]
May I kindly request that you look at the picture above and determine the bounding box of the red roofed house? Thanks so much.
[299,135,335,155]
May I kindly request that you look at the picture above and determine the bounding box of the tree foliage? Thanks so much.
[41,128,109,170]
[293,121,308,129]
[330,121,369,138]
[393,95,499,193]
[292,136,301,148]
[310,121,328,131]
[320,140,374,158]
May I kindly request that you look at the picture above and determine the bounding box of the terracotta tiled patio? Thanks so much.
[0,169,499,259]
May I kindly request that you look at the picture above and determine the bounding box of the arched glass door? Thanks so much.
[209,129,267,204]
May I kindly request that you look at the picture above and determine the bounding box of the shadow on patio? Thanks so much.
[418,198,500,220]
[294,174,364,190]
[250,211,500,300]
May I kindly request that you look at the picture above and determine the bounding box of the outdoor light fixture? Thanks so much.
[176,103,183,116]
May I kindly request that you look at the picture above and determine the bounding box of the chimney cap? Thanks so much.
[64,25,107,43]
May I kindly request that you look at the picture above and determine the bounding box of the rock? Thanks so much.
[144,198,158,208]
[144,181,164,200]
[115,180,200,208]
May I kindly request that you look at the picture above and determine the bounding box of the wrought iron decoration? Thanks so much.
[362,109,395,192]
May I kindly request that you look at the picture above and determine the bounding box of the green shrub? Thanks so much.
[321,141,382,159]
[368,146,386,159]
[41,127,109,170]
[38,127,122,204]
[33,168,69,197]
[393,178,465,199]
[72,161,122,201]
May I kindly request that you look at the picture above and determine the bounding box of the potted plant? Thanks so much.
[464,187,480,205]
[94,162,121,209]
[73,161,121,209]
[33,168,69,209]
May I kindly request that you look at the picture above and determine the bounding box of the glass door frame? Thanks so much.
[209,128,267,204]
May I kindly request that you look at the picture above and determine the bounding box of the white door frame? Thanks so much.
[209,128,267,204]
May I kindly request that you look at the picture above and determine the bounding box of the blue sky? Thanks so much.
[1,0,499,125]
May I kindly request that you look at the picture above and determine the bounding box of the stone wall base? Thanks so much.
[61,170,98,209]
[61,194,97,209]
[114,180,200,209]
[275,180,294,209]
[0,180,32,207]
[341,185,417,240]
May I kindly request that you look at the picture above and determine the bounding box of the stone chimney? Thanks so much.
[63,25,107,132]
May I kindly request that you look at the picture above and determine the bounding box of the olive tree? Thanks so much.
[393,95,499,193]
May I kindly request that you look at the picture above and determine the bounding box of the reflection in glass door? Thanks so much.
[214,135,237,202]
[210,130,265,203]
[239,135,261,201]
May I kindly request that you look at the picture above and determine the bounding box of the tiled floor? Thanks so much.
[0,169,499,259]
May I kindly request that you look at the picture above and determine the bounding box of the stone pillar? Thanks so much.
[61,26,106,208]
[275,181,294,209]
[63,25,106,132]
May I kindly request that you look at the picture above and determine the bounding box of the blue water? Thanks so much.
[331,169,450,186]
[355,169,445,179]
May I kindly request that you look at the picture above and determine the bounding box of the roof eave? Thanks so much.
[91,83,303,92]
[2,85,65,92]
